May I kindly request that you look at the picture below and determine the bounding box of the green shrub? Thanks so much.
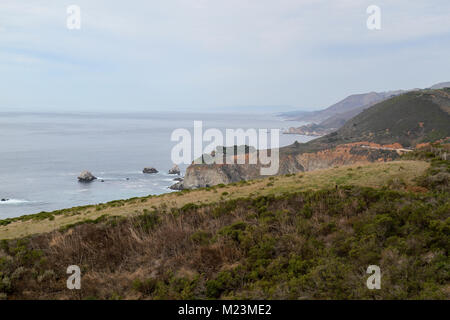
[190,231,213,245]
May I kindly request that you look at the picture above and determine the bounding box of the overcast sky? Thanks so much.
[1,0,449,112]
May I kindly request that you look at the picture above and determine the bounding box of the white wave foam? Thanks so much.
[0,199,30,204]
[96,177,131,181]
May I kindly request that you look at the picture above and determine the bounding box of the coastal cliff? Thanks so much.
[181,143,401,189]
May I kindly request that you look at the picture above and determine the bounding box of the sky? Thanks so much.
[0,0,450,113]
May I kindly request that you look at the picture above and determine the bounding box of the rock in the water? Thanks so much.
[143,167,158,174]
[173,177,183,182]
[169,181,183,190]
[78,171,97,182]
[1,198,9,202]
[168,164,181,175]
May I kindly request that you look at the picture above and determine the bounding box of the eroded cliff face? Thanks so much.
[182,163,258,188]
[294,143,400,172]
[182,153,303,188]
[181,143,401,189]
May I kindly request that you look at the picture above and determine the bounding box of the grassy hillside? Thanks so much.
[282,89,450,155]
[0,185,447,300]
[0,144,448,300]
[321,89,450,147]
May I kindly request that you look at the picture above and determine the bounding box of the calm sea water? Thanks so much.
[0,112,313,219]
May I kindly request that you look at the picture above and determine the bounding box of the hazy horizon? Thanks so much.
[1,1,450,113]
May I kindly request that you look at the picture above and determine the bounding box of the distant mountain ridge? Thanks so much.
[429,81,450,89]
[281,81,449,136]
[313,88,450,147]
[309,91,405,122]
[280,90,408,123]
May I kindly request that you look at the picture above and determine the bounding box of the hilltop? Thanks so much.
[312,88,450,148]
[280,90,405,123]
[430,82,450,89]
[282,82,450,136]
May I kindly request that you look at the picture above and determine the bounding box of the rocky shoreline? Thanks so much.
[283,123,336,137]
[76,167,186,191]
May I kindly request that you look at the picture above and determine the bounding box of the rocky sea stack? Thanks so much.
[77,171,97,183]
[168,165,180,175]
[169,181,183,190]
[143,167,158,174]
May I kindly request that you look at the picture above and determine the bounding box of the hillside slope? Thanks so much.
[0,145,448,300]
[283,82,449,135]
[317,89,450,147]
[282,91,403,123]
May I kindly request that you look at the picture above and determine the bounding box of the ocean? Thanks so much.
[0,112,313,219]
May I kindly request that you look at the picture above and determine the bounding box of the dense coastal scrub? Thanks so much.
[402,142,450,192]
[0,144,448,300]
[0,186,448,300]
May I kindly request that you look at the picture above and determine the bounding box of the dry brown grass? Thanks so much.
[12,205,246,299]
